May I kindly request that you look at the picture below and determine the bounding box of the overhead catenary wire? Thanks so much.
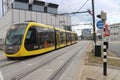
[77,0,89,12]
[58,0,70,13]
[70,0,92,26]
[47,0,93,36]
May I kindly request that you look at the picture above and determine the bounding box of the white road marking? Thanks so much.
[28,63,33,66]
[0,70,4,80]
[103,59,107,62]
[21,61,25,64]
[46,69,53,72]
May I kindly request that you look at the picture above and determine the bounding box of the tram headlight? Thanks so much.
[5,45,20,54]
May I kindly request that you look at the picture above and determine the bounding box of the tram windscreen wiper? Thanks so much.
[13,35,22,45]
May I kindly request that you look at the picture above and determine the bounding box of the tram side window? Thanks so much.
[42,29,55,48]
[25,27,38,51]
[69,33,71,41]
[68,33,70,42]
[71,34,75,41]
[48,31,55,45]
[66,32,70,43]
[67,33,72,42]
[60,32,65,44]
[66,33,68,43]
[75,34,78,40]
[37,27,55,48]
[25,27,37,44]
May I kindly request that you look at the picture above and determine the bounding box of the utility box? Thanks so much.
[32,1,45,12]
[46,3,59,14]
[12,0,29,10]
[95,45,101,57]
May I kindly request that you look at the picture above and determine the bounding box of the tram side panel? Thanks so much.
[55,28,66,49]
[59,31,66,48]
[66,32,72,46]
[5,22,77,59]
[24,25,56,56]
[6,23,56,58]
[71,33,77,44]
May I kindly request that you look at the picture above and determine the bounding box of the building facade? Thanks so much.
[81,29,92,40]
[0,0,71,39]
[109,23,120,41]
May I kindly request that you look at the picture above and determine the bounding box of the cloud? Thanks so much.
[95,0,120,11]
[1,0,120,24]
[94,0,120,24]
[107,12,120,24]
[40,0,91,13]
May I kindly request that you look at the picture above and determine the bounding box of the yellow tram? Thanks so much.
[4,22,77,59]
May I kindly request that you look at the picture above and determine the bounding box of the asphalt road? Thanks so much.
[109,42,120,57]
[0,41,91,80]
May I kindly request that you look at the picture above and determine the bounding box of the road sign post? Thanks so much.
[104,24,110,37]
[103,42,108,76]
[96,20,104,57]
[96,20,104,29]
[97,10,108,76]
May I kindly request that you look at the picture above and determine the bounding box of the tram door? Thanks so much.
[25,27,39,51]
[56,31,61,48]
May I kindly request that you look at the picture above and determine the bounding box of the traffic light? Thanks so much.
[97,10,107,20]
[101,11,107,20]
[97,15,101,18]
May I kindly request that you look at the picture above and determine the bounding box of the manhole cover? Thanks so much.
[86,78,96,80]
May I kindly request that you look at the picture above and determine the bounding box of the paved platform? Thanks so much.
[80,42,120,80]
[80,53,120,80]
[0,51,6,60]
[1,42,120,80]
[81,65,120,80]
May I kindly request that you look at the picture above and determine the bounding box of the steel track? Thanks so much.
[48,43,87,80]
[12,43,81,80]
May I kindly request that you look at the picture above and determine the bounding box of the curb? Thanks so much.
[79,42,94,79]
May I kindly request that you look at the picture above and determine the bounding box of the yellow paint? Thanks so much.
[6,22,77,58]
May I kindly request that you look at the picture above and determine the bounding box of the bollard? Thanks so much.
[103,41,108,76]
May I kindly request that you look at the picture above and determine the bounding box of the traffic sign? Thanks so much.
[104,24,110,36]
[96,20,104,29]
[97,29,103,33]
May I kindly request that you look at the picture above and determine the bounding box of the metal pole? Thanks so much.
[103,41,107,76]
[2,0,4,16]
[91,0,96,45]
[103,19,107,76]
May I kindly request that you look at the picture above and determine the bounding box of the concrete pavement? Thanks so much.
[1,42,120,80]
[0,51,6,60]
[80,42,120,80]
[81,65,120,80]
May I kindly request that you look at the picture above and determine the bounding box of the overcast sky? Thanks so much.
[39,0,120,34]
[39,0,120,24]
[0,0,120,35]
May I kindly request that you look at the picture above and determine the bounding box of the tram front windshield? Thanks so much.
[5,24,27,46]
